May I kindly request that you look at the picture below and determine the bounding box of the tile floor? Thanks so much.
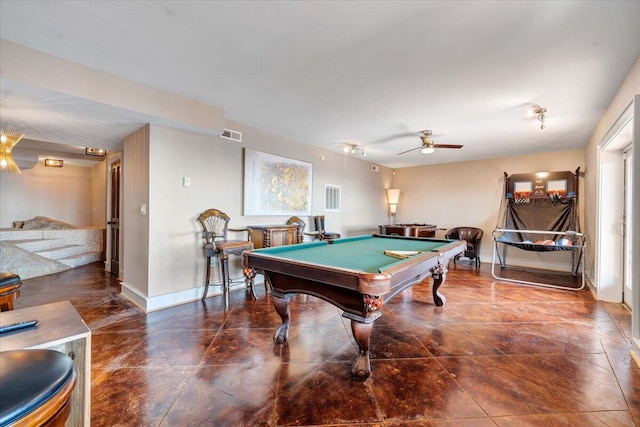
[12,261,639,426]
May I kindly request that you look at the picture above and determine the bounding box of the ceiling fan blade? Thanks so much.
[397,146,422,155]
[433,144,464,149]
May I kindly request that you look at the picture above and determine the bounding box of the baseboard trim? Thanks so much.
[120,276,264,313]
[632,338,640,368]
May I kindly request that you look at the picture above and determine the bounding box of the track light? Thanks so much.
[343,143,365,157]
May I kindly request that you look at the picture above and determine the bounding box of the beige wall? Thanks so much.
[228,119,392,235]
[122,125,150,299]
[0,161,100,228]
[118,121,392,309]
[583,56,639,360]
[394,149,585,270]
[90,161,107,227]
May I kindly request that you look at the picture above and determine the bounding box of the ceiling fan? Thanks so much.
[397,130,463,155]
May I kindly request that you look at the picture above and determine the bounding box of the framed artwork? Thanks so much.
[243,149,313,216]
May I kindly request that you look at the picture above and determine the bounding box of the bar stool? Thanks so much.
[0,349,77,426]
[0,273,22,312]
[197,209,255,310]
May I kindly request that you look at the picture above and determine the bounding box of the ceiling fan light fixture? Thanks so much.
[396,129,463,156]
[529,105,547,130]
[421,146,435,154]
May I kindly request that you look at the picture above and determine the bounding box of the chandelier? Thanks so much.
[0,128,24,175]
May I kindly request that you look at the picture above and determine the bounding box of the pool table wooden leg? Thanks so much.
[430,261,448,306]
[273,297,291,345]
[350,320,373,381]
[432,273,447,306]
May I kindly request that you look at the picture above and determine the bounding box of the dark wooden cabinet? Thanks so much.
[378,224,437,238]
[248,224,303,249]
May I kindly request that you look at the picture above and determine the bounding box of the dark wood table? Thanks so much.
[379,223,437,238]
[244,234,465,380]
[247,224,302,248]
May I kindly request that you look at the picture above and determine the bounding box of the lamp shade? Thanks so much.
[387,188,400,205]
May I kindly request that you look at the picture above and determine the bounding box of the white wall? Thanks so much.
[0,161,98,228]
[393,149,585,270]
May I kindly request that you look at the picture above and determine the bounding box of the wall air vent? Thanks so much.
[220,129,242,142]
[325,184,341,212]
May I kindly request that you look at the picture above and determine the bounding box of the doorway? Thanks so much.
[106,156,121,278]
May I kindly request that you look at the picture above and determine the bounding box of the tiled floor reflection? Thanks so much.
[14,262,639,426]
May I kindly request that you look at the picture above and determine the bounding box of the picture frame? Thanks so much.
[243,148,313,216]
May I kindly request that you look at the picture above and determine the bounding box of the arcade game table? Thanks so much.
[243,234,465,380]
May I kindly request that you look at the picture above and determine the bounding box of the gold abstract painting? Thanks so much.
[244,149,312,215]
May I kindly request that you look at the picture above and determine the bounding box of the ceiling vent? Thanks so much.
[220,129,242,142]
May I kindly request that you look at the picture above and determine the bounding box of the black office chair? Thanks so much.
[313,215,341,241]
[444,226,484,269]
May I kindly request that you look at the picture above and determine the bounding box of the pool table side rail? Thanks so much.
[245,250,392,295]
[243,239,466,298]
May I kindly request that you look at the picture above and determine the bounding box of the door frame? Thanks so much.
[623,144,633,308]
[105,152,123,279]
[595,102,631,301]
[597,96,639,365]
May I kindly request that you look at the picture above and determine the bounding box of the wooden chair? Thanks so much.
[197,209,254,310]
[285,216,305,243]
[0,272,21,312]
[445,226,484,269]
[313,215,341,241]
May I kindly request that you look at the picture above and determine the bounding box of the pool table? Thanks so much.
[243,234,465,380]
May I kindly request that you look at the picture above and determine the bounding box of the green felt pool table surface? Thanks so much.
[252,235,455,273]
